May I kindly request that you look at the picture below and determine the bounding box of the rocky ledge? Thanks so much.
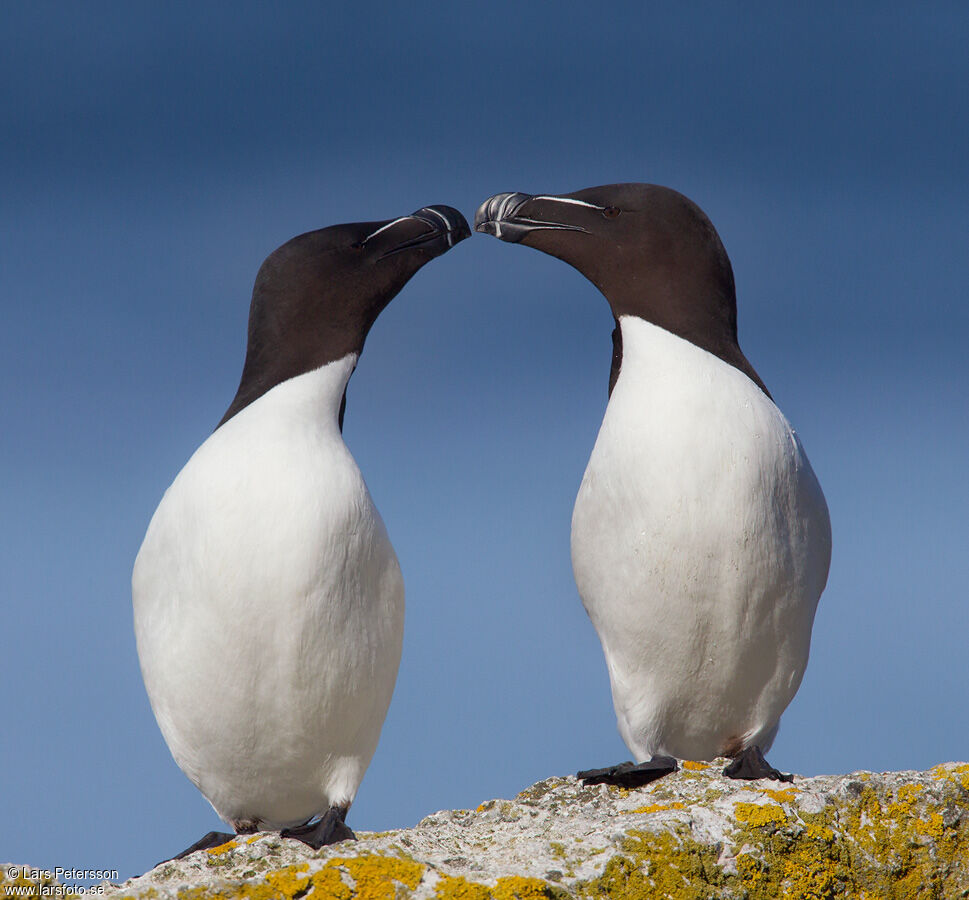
[5,762,969,899]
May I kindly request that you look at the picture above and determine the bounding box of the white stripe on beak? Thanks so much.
[422,208,454,247]
[361,217,412,246]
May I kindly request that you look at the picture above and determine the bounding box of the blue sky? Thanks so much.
[2,1,968,883]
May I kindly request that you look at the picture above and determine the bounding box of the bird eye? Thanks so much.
[351,241,365,251]
[603,207,621,219]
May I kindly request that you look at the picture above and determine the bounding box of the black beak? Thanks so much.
[412,205,472,247]
[474,192,589,243]
[374,205,471,259]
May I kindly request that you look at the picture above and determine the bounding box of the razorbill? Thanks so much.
[475,184,830,784]
[133,205,470,858]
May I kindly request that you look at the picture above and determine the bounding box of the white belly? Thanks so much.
[132,357,404,828]
[571,317,830,761]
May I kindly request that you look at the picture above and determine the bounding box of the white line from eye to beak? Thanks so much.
[531,196,606,210]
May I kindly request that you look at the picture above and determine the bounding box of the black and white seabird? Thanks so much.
[475,184,831,785]
[133,206,470,859]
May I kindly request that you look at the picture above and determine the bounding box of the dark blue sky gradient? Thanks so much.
[2,1,968,883]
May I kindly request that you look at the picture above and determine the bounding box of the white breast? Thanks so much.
[571,316,830,761]
[132,354,404,828]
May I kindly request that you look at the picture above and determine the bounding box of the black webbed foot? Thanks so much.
[722,745,793,783]
[281,806,355,850]
[577,755,678,788]
[163,830,237,864]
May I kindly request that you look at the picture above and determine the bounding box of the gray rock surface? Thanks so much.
[5,761,968,898]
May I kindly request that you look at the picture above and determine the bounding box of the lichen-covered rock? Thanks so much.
[7,762,969,899]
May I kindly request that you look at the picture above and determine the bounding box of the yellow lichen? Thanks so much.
[175,854,427,900]
[735,852,766,892]
[125,772,969,898]
[434,874,494,900]
[733,801,788,829]
[308,863,352,900]
[804,822,835,842]
[91,769,969,899]
[178,863,312,900]
[723,776,969,899]
[761,787,797,804]
[434,874,555,900]
[206,839,239,856]
[334,854,425,899]
[680,760,710,771]
[932,762,969,791]
[628,801,686,814]
[492,876,556,899]
[576,828,724,900]
[914,811,946,841]
[262,863,310,897]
